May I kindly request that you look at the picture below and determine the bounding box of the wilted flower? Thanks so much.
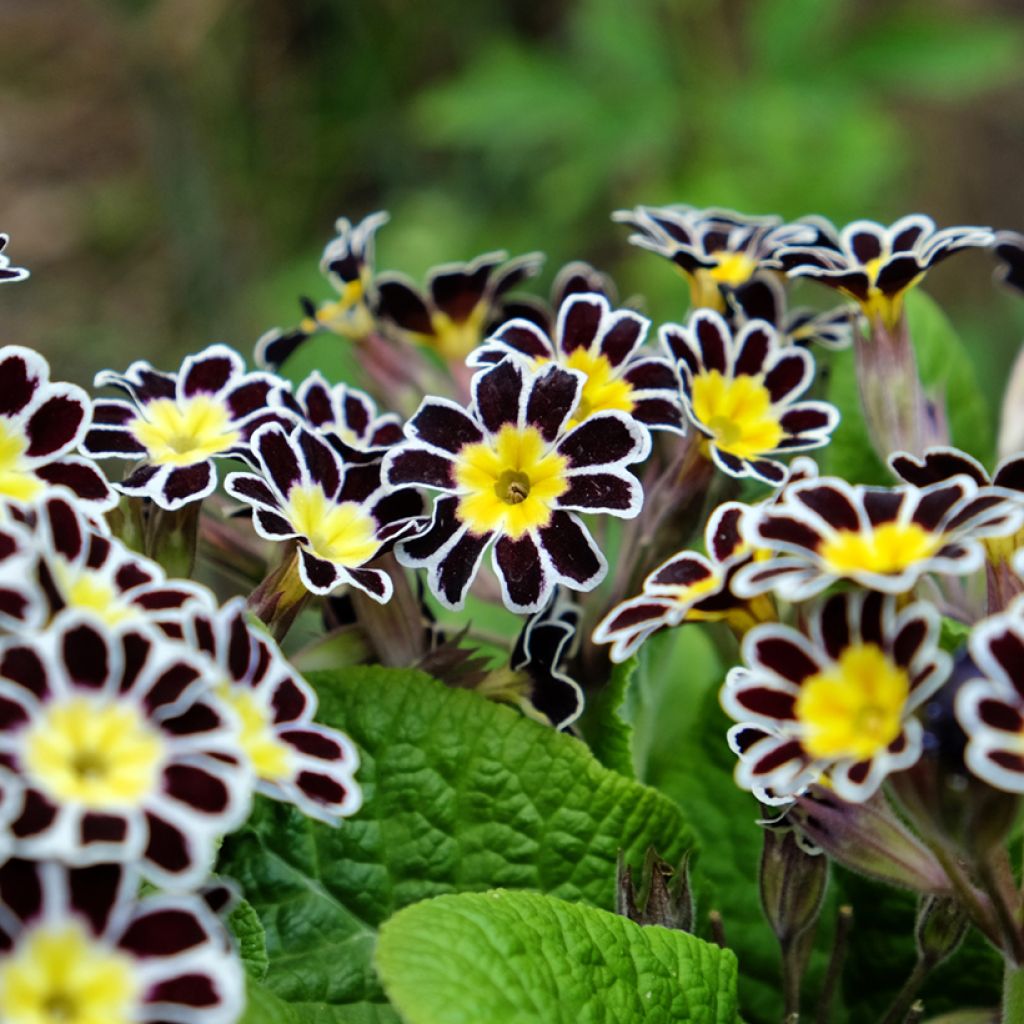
[376,250,543,361]
[0,234,28,283]
[384,359,649,612]
[722,590,950,802]
[661,310,838,484]
[0,859,243,1024]
[84,344,285,511]
[772,214,993,329]
[470,291,683,432]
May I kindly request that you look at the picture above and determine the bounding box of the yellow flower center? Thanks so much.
[849,256,924,330]
[284,484,382,566]
[23,698,164,809]
[51,561,135,627]
[0,922,140,1024]
[563,348,634,426]
[429,303,489,361]
[820,522,940,576]
[130,395,240,467]
[689,370,783,459]
[795,643,909,761]
[708,250,759,288]
[0,417,44,503]
[455,424,569,539]
[217,684,292,781]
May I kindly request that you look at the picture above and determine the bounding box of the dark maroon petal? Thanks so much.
[163,765,230,814]
[525,366,581,442]
[909,481,966,531]
[757,514,825,553]
[984,628,1024,699]
[386,448,456,490]
[762,351,810,402]
[994,457,1024,493]
[875,255,924,296]
[793,484,860,532]
[746,459,788,485]
[847,228,883,263]
[557,414,641,467]
[297,428,341,497]
[182,351,238,397]
[818,593,851,660]
[538,511,603,586]
[299,549,341,593]
[692,312,729,373]
[25,394,85,457]
[474,360,523,434]
[278,728,344,760]
[295,770,347,806]
[730,724,771,755]
[489,321,552,360]
[254,509,295,538]
[34,459,112,503]
[733,685,798,721]
[271,678,309,724]
[977,698,1023,732]
[858,590,885,648]
[733,323,772,376]
[347,566,390,598]
[709,505,745,562]
[558,295,604,354]
[120,907,208,956]
[601,600,674,633]
[893,617,927,670]
[0,352,40,415]
[160,701,226,737]
[631,397,684,430]
[750,738,806,777]
[988,750,1024,773]
[599,312,647,367]
[82,426,146,457]
[125,367,177,403]
[147,974,220,1007]
[409,400,484,454]
[944,493,1010,532]
[11,791,58,838]
[0,647,47,699]
[559,472,636,511]
[338,462,383,504]
[649,554,714,589]
[376,278,433,334]
[0,859,44,924]
[255,427,302,495]
[144,813,194,876]
[753,635,819,683]
[400,497,461,561]
[623,358,678,391]
[256,327,311,371]
[862,490,904,526]
[845,760,871,785]
[68,864,123,934]
[661,325,699,377]
[226,473,280,510]
[434,529,491,606]
[163,463,214,506]
[227,378,274,419]
[80,814,129,846]
[494,533,548,609]
[430,257,500,321]
[779,407,833,436]
[62,622,109,688]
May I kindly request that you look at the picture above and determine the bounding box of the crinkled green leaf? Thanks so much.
[221,666,693,1021]
[376,890,739,1024]
[230,898,269,982]
[577,655,637,777]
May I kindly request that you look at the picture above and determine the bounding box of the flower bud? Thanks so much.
[616,848,694,932]
[759,824,828,944]
[914,896,969,967]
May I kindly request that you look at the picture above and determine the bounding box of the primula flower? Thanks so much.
[735,474,1023,601]
[186,599,362,822]
[375,250,543,361]
[722,590,950,803]
[956,607,1024,792]
[0,859,242,1024]
[274,370,403,461]
[384,358,649,612]
[0,234,28,283]
[226,422,416,600]
[84,344,284,510]
[469,291,683,432]
[614,204,816,311]
[498,260,617,336]
[594,500,772,662]
[772,214,993,329]
[0,345,115,512]
[0,519,42,632]
[661,309,838,484]
[256,211,389,370]
[0,612,252,886]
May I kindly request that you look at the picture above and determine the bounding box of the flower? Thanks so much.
[772,214,993,329]
[384,358,649,612]
[0,859,243,1024]
[0,345,114,512]
[274,370,403,461]
[375,250,543,361]
[722,590,949,802]
[613,204,817,311]
[734,474,1023,601]
[497,260,617,336]
[0,519,42,632]
[0,612,252,886]
[0,234,28,283]
[992,230,1024,295]
[84,344,286,510]
[226,422,418,600]
[593,499,772,662]
[186,599,362,822]
[469,291,683,432]
[661,309,838,484]
[955,607,1024,792]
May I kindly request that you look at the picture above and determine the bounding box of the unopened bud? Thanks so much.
[616,847,695,932]
[759,824,828,944]
[914,896,968,968]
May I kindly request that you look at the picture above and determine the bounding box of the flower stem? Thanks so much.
[1004,961,1024,1023]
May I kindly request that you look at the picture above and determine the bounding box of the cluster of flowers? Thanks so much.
[2,201,1024,1015]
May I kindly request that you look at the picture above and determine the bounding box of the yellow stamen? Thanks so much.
[689,370,783,460]
[455,424,569,539]
[23,698,164,809]
[0,417,45,503]
[218,685,292,781]
[51,561,135,627]
[284,485,381,566]
[130,395,239,467]
[0,922,140,1024]
[820,522,939,576]
[563,348,634,427]
[795,643,909,761]
[708,250,759,288]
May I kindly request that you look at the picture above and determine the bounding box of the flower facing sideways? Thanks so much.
[0,234,28,284]
[722,590,949,803]
[385,358,649,612]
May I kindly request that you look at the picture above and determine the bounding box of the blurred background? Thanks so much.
[1,0,1023,399]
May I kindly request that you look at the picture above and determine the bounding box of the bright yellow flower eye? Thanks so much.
[0,923,140,1024]
[218,685,292,782]
[284,484,382,566]
[795,643,909,761]
[820,522,940,576]
[708,250,759,288]
[130,396,240,467]
[428,304,489,361]
[455,425,569,539]
[563,349,634,426]
[689,370,783,459]
[23,698,164,809]
[51,561,134,627]
[0,417,44,503]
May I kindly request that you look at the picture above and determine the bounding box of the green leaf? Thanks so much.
[375,890,740,1024]
[939,616,971,655]
[822,289,993,485]
[222,666,694,1021]
[577,655,637,777]
[229,898,269,981]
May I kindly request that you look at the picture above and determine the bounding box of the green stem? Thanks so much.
[879,958,930,1024]
[1005,961,1024,1024]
